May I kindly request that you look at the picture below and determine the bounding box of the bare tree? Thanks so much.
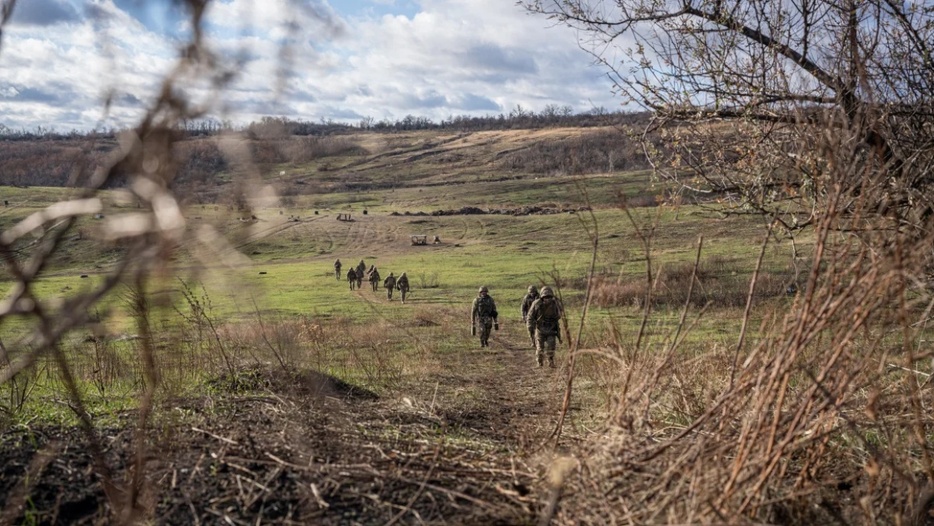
[522,1,934,523]
[522,0,934,242]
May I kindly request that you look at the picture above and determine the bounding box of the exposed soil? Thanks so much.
[0,336,574,525]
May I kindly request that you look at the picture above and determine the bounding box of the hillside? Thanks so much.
[0,125,663,275]
[0,124,682,524]
[0,125,651,203]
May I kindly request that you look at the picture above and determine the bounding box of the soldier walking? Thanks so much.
[397,272,410,303]
[356,260,366,280]
[334,259,342,280]
[369,267,381,292]
[520,285,539,323]
[471,286,498,348]
[355,260,365,289]
[383,272,397,300]
[526,286,563,368]
[347,268,357,291]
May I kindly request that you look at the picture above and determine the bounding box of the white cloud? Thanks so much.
[0,0,622,131]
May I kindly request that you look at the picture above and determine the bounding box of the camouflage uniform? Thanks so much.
[397,272,410,303]
[355,260,365,288]
[347,268,357,291]
[334,259,342,280]
[471,286,498,347]
[520,286,539,322]
[384,273,397,300]
[526,286,562,367]
[369,268,381,292]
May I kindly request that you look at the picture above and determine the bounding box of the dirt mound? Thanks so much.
[205,366,378,401]
[0,356,553,524]
[290,369,379,400]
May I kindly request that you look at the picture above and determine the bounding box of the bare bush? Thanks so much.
[417,271,441,289]
[547,191,934,523]
[218,314,310,371]
[525,2,934,522]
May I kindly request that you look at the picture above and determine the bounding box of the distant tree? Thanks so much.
[508,104,532,121]
[539,103,561,122]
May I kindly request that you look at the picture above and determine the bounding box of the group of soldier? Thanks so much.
[333,258,562,368]
[333,258,410,303]
[471,284,563,368]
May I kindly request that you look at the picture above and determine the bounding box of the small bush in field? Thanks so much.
[219,317,311,369]
[417,271,441,289]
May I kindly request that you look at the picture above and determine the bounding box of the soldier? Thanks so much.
[471,286,499,348]
[369,267,381,292]
[526,286,563,368]
[355,260,365,289]
[520,285,539,323]
[347,268,357,291]
[334,259,342,280]
[397,272,410,303]
[384,272,397,300]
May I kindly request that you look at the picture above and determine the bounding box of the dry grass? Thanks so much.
[547,187,934,524]
[589,258,795,309]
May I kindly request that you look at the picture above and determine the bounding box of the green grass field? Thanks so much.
[6,129,934,526]
[0,161,805,419]
[0,122,821,433]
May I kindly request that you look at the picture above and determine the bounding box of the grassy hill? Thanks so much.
[8,125,909,525]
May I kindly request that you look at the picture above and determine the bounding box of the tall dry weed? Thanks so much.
[552,183,934,524]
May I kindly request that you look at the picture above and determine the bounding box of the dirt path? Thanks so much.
[0,205,582,524]
[0,334,575,524]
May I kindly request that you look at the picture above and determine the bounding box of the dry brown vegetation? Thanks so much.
[3,0,934,525]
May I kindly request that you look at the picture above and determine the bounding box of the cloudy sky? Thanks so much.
[0,0,624,132]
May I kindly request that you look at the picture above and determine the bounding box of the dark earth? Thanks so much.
[0,337,579,525]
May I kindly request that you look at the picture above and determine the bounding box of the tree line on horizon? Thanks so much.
[0,106,649,142]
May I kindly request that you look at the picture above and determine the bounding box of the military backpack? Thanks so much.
[476,296,497,318]
[538,298,560,332]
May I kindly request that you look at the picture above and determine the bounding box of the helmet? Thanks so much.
[528,285,538,294]
[478,286,489,293]
[540,286,554,298]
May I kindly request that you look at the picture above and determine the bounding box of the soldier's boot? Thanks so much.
[548,355,556,368]
[536,354,544,367]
